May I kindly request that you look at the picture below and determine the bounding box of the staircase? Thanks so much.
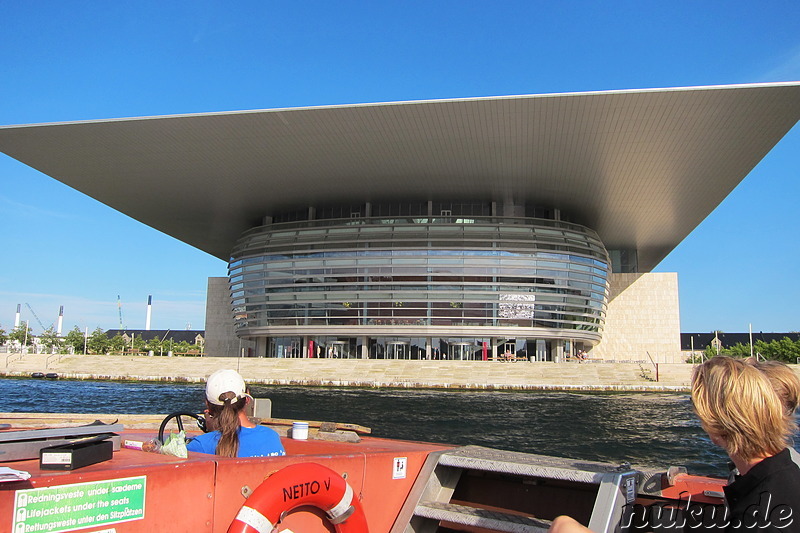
[637,364,655,382]
[392,446,638,533]
[3,355,695,389]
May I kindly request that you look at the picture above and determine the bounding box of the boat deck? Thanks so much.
[1,416,452,532]
[1,414,726,533]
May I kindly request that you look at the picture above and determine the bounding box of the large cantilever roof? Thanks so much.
[1,83,799,271]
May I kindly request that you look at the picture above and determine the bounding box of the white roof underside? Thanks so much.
[1,83,799,271]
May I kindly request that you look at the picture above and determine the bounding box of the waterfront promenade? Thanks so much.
[1,353,697,391]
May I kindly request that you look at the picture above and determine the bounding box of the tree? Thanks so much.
[38,326,62,353]
[132,335,146,353]
[146,336,162,355]
[703,345,718,360]
[64,326,86,353]
[9,323,34,346]
[756,337,800,363]
[725,343,752,358]
[175,340,192,354]
[87,328,109,354]
[0,324,7,346]
[109,334,127,354]
[774,337,800,363]
[701,337,800,363]
[685,351,704,364]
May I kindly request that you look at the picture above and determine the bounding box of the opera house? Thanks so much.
[2,83,799,362]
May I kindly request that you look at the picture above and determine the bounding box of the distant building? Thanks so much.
[2,83,800,362]
[681,333,800,353]
[105,329,205,352]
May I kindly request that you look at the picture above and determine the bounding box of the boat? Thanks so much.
[0,402,726,533]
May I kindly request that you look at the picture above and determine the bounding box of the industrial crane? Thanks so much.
[117,295,125,330]
[24,303,51,331]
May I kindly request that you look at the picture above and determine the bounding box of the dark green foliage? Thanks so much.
[38,326,62,352]
[9,324,34,345]
[702,337,800,363]
[87,327,109,354]
[64,326,86,353]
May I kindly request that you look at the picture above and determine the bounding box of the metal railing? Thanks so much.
[4,353,23,368]
[45,353,65,369]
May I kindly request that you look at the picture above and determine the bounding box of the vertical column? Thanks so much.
[145,295,152,331]
[553,342,563,363]
[57,306,64,336]
[360,336,369,359]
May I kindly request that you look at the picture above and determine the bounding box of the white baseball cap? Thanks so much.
[205,369,251,406]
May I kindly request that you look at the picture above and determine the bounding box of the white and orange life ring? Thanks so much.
[227,462,369,533]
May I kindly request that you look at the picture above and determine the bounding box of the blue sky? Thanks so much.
[1,2,798,334]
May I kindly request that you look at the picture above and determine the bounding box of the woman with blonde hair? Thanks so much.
[550,357,800,533]
[187,369,285,458]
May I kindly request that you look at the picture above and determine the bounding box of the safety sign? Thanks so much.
[13,475,146,533]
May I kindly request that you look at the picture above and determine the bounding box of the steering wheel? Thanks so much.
[158,411,206,444]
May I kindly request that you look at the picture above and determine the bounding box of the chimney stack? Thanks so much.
[145,295,152,331]
[57,306,64,335]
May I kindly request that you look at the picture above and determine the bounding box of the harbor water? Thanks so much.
[2,378,749,477]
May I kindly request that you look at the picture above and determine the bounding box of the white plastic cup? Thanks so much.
[292,421,309,440]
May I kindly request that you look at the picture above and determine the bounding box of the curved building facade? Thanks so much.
[229,201,610,361]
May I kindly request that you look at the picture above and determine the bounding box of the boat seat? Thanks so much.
[393,445,638,533]
[415,501,551,533]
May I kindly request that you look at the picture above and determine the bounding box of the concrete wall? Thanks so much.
[1,353,696,391]
[591,272,682,363]
[204,277,244,357]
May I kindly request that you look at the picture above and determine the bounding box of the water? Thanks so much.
[2,378,734,476]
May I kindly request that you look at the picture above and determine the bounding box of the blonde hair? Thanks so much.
[691,356,794,462]
[754,360,800,417]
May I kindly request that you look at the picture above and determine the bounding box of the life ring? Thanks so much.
[228,462,369,533]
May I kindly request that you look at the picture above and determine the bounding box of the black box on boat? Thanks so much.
[0,424,123,462]
[39,437,113,470]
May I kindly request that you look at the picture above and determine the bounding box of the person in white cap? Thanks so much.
[186,369,285,458]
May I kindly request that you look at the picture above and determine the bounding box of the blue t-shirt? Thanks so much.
[187,425,286,457]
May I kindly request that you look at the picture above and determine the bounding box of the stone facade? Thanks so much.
[591,272,682,363]
[204,277,253,357]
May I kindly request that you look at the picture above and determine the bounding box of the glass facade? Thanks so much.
[229,206,610,359]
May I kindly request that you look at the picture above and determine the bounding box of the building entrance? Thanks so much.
[502,341,516,360]
[321,339,357,358]
[269,337,302,358]
[533,339,548,361]
[448,342,474,360]
[386,341,410,359]
[497,338,524,361]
